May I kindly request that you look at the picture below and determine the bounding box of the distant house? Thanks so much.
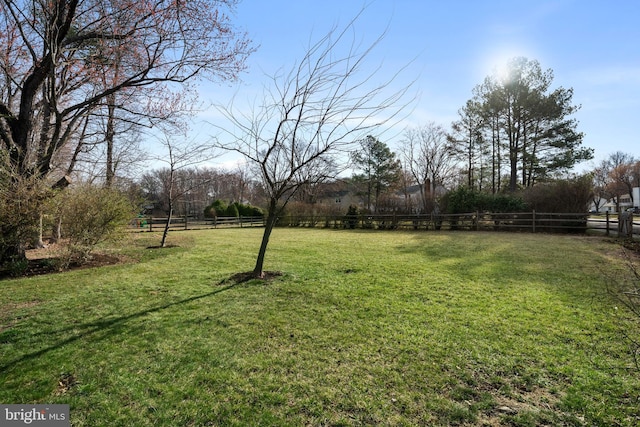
[599,187,640,213]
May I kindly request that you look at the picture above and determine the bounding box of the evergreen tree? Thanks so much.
[351,136,402,212]
[455,57,593,192]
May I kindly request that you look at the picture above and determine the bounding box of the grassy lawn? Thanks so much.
[1,228,639,426]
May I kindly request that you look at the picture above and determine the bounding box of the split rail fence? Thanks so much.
[131,211,639,238]
[131,216,265,232]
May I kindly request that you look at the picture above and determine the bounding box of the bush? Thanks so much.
[522,175,593,213]
[225,203,239,218]
[344,205,359,229]
[236,203,263,217]
[204,199,228,218]
[276,201,335,227]
[205,200,263,218]
[56,185,136,265]
[441,187,527,214]
[203,205,216,218]
[0,172,49,271]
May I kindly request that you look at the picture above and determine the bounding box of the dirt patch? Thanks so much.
[622,239,640,255]
[217,270,284,286]
[54,372,78,396]
[476,387,569,426]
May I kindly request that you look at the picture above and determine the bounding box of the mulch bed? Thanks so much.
[1,248,126,280]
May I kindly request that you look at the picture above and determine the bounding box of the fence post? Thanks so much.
[532,210,536,233]
[476,211,480,231]
[619,211,633,238]
[184,216,188,230]
[605,211,610,236]
[149,217,153,232]
[240,215,243,228]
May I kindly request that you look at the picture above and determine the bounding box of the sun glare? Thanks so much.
[478,45,537,82]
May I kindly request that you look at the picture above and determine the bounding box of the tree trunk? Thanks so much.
[36,213,45,248]
[54,217,62,243]
[160,206,173,248]
[160,165,175,248]
[105,95,117,187]
[509,155,518,192]
[253,197,278,278]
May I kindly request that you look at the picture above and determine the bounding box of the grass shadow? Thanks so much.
[0,273,256,374]
[217,270,283,285]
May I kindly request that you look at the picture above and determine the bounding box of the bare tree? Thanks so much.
[591,162,611,213]
[215,12,413,277]
[152,130,218,248]
[0,0,252,180]
[594,152,638,212]
[401,122,456,213]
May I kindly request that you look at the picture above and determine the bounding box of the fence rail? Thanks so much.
[276,211,593,233]
[130,212,640,238]
[130,216,264,231]
[586,212,640,238]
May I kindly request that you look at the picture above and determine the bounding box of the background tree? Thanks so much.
[151,130,217,248]
[448,100,485,190]
[216,13,412,277]
[351,135,402,213]
[591,163,611,213]
[401,122,456,213]
[593,152,638,212]
[608,154,639,205]
[0,0,252,180]
[455,57,592,192]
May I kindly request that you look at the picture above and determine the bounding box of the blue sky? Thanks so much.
[197,0,640,172]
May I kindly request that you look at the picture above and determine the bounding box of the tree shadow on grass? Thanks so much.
[217,270,283,285]
[0,272,278,374]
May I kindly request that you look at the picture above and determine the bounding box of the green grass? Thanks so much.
[1,229,639,426]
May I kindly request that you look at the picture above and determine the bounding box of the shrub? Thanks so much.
[236,203,263,217]
[56,185,136,265]
[205,200,263,218]
[203,205,217,218]
[225,203,239,218]
[522,175,593,213]
[441,186,480,214]
[344,205,359,229]
[204,199,228,218]
[441,187,526,214]
[0,171,49,271]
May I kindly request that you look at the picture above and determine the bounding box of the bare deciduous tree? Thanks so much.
[400,122,456,213]
[215,12,413,277]
[152,129,218,248]
[0,0,252,179]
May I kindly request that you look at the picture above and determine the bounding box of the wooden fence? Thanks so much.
[586,212,639,238]
[276,211,592,233]
[130,211,640,238]
[130,216,264,232]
